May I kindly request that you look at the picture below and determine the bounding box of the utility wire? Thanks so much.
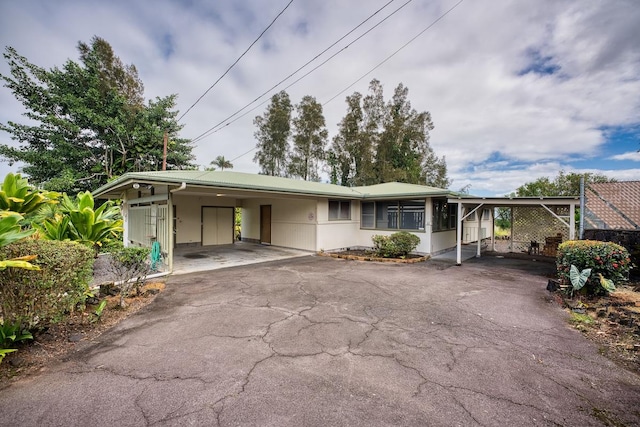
[225,0,465,164]
[323,0,464,105]
[190,0,407,144]
[177,0,295,122]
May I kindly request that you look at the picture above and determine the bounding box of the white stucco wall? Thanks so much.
[316,199,361,251]
[242,197,317,251]
[173,194,236,245]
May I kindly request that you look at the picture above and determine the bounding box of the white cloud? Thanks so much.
[609,152,640,161]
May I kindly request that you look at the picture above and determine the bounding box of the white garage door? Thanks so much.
[202,207,234,246]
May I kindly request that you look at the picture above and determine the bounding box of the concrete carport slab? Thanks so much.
[1,256,639,426]
[171,242,312,275]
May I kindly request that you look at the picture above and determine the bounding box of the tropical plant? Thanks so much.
[90,300,108,323]
[0,212,38,271]
[0,320,33,365]
[569,265,591,296]
[557,240,631,296]
[210,155,233,171]
[37,191,122,251]
[0,173,58,219]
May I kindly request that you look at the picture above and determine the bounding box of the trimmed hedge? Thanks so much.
[557,240,631,296]
[372,231,421,258]
[0,239,94,328]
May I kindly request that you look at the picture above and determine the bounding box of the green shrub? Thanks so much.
[557,240,631,296]
[0,239,94,328]
[372,231,421,258]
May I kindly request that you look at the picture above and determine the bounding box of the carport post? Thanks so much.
[569,202,576,240]
[477,228,481,258]
[456,202,463,265]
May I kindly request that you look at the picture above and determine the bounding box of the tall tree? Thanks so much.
[209,155,233,171]
[516,171,614,197]
[0,36,194,194]
[329,79,449,188]
[329,92,364,186]
[253,91,292,177]
[289,96,328,181]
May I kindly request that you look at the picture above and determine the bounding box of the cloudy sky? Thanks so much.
[1,0,639,196]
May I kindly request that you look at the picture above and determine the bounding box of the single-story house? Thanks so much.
[93,170,495,271]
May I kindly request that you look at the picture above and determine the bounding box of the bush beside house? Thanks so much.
[0,240,94,328]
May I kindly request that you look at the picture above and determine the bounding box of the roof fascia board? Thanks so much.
[448,197,579,206]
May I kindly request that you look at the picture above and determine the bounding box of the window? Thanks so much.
[400,200,425,230]
[329,200,351,220]
[465,210,477,222]
[432,199,458,232]
[482,208,490,220]
[361,200,425,231]
[361,202,375,228]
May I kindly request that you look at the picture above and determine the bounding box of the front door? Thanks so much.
[260,205,271,244]
[202,207,234,246]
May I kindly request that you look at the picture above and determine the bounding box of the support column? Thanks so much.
[168,193,175,273]
[569,202,576,240]
[456,202,463,265]
[491,207,495,251]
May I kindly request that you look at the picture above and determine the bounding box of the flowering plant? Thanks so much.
[557,240,631,296]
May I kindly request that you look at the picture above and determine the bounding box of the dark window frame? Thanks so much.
[432,199,458,232]
[360,200,426,231]
[329,200,351,221]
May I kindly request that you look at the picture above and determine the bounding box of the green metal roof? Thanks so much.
[93,170,454,200]
[354,182,451,198]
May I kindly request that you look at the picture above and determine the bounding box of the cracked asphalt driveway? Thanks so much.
[1,256,639,426]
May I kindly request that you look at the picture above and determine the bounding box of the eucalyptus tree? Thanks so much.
[253,91,293,177]
[329,79,450,188]
[289,96,328,181]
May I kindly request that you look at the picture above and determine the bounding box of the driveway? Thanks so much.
[1,256,639,426]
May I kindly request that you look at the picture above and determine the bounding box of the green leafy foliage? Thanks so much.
[0,239,94,328]
[329,79,449,187]
[0,320,34,365]
[0,212,38,271]
[253,91,293,177]
[516,171,614,197]
[0,320,33,347]
[37,191,122,250]
[90,300,108,323]
[289,95,328,181]
[372,231,421,258]
[598,273,616,293]
[209,155,233,171]
[0,173,59,218]
[557,240,631,296]
[106,243,151,307]
[0,212,34,248]
[569,265,591,295]
[0,37,194,194]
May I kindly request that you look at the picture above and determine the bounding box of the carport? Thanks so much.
[447,196,580,265]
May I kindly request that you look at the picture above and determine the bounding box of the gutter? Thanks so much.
[170,182,187,193]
